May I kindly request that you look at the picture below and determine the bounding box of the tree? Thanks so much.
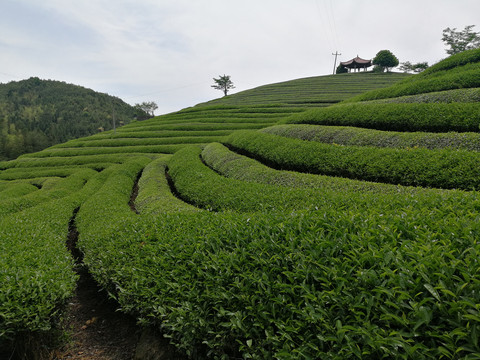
[135,101,158,118]
[442,25,480,55]
[336,64,348,74]
[211,74,235,96]
[372,50,399,72]
[398,61,429,73]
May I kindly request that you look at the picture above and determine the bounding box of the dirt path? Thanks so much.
[51,208,140,359]
[50,268,140,360]
[50,178,185,360]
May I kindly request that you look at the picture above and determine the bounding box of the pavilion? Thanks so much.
[340,56,372,72]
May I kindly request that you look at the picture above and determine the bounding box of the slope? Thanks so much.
[2,58,480,360]
[198,72,409,107]
[0,77,148,160]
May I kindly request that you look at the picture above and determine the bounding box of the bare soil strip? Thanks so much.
[51,208,140,359]
[129,171,143,214]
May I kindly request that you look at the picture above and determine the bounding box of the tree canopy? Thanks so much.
[0,77,148,160]
[372,50,399,72]
[398,61,429,73]
[442,25,480,55]
[135,101,158,119]
[211,75,235,96]
[336,64,348,74]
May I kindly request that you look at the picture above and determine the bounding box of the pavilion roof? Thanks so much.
[340,56,372,68]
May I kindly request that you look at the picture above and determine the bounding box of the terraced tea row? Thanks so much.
[346,48,480,102]
[200,73,410,107]
[0,169,97,341]
[261,124,480,151]
[2,51,480,359]
[285,102,480,133]
[224,130,480,190]
[70,143,480,359]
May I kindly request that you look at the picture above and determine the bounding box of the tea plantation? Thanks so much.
[2,49,480,359]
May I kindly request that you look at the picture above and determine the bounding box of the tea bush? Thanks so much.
[0,182,38,201]
[285,102,480,133]
[135,156,199,214]
[201,142,427,195]
[346,49,480,102]
[73,169,480,358]
[0,169,95,216]
[224,130,480,190]
[262,124,480,151]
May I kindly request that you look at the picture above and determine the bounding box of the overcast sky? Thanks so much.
[1,0,479,114]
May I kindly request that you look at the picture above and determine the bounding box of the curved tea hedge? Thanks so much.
[285,102,480,133]
[135,156,199,215]
[0,182,38,201]
[3,52,480,359]
[262,124,480,151]
[224,130,480,190]
[202,142,426,195]
[371,87,480,104]
[71,147,480,358]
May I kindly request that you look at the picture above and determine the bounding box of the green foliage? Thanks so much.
[53,136,227,148]
[224,130,480,190]
[0,77,146,160]
[201,73,409,107]
[442,25,480,55]
[135,156,198,214]
[370,87,480,104]
[0,169,95,216]
[0,168,100,345]
[73,146,480,358]
[3,59,480,358]
[0,199,78,343]
[347,49,480,102]
[201,142,438,196]
[134,101,158,119]
[336,64,348,74]
[0,182,38,201]
[398,61,429,73]
[262,124,480,152]
[285,102,480,133]
[372,50,399,72]
[211,74,235,96]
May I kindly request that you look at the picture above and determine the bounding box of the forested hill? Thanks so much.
[0,77,147,160]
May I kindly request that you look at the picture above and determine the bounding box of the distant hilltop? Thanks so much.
[0,77,147,160]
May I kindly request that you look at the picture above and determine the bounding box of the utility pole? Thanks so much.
[332,51,341,74]
[112,104,116,135]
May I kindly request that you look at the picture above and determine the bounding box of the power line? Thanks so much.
[122,81,205,100]
[326,0,340,50]
[315,0,334,51]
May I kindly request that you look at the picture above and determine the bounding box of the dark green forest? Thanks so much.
[0,77,148,160]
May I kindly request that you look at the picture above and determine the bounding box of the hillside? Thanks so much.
[0,77,147,160]
[199,72,409,107]
[2,50,480,360]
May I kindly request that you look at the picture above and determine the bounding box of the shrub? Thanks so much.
[224,130,480,190]
[135,156,199,214]
[285,102,480,133]
[262,124,480,152]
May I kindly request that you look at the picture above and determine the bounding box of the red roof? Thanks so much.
[340,56,372,67]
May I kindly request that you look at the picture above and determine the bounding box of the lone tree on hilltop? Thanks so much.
[372,50,399,72]
[442,25,480,55]
[212,74,235,96]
